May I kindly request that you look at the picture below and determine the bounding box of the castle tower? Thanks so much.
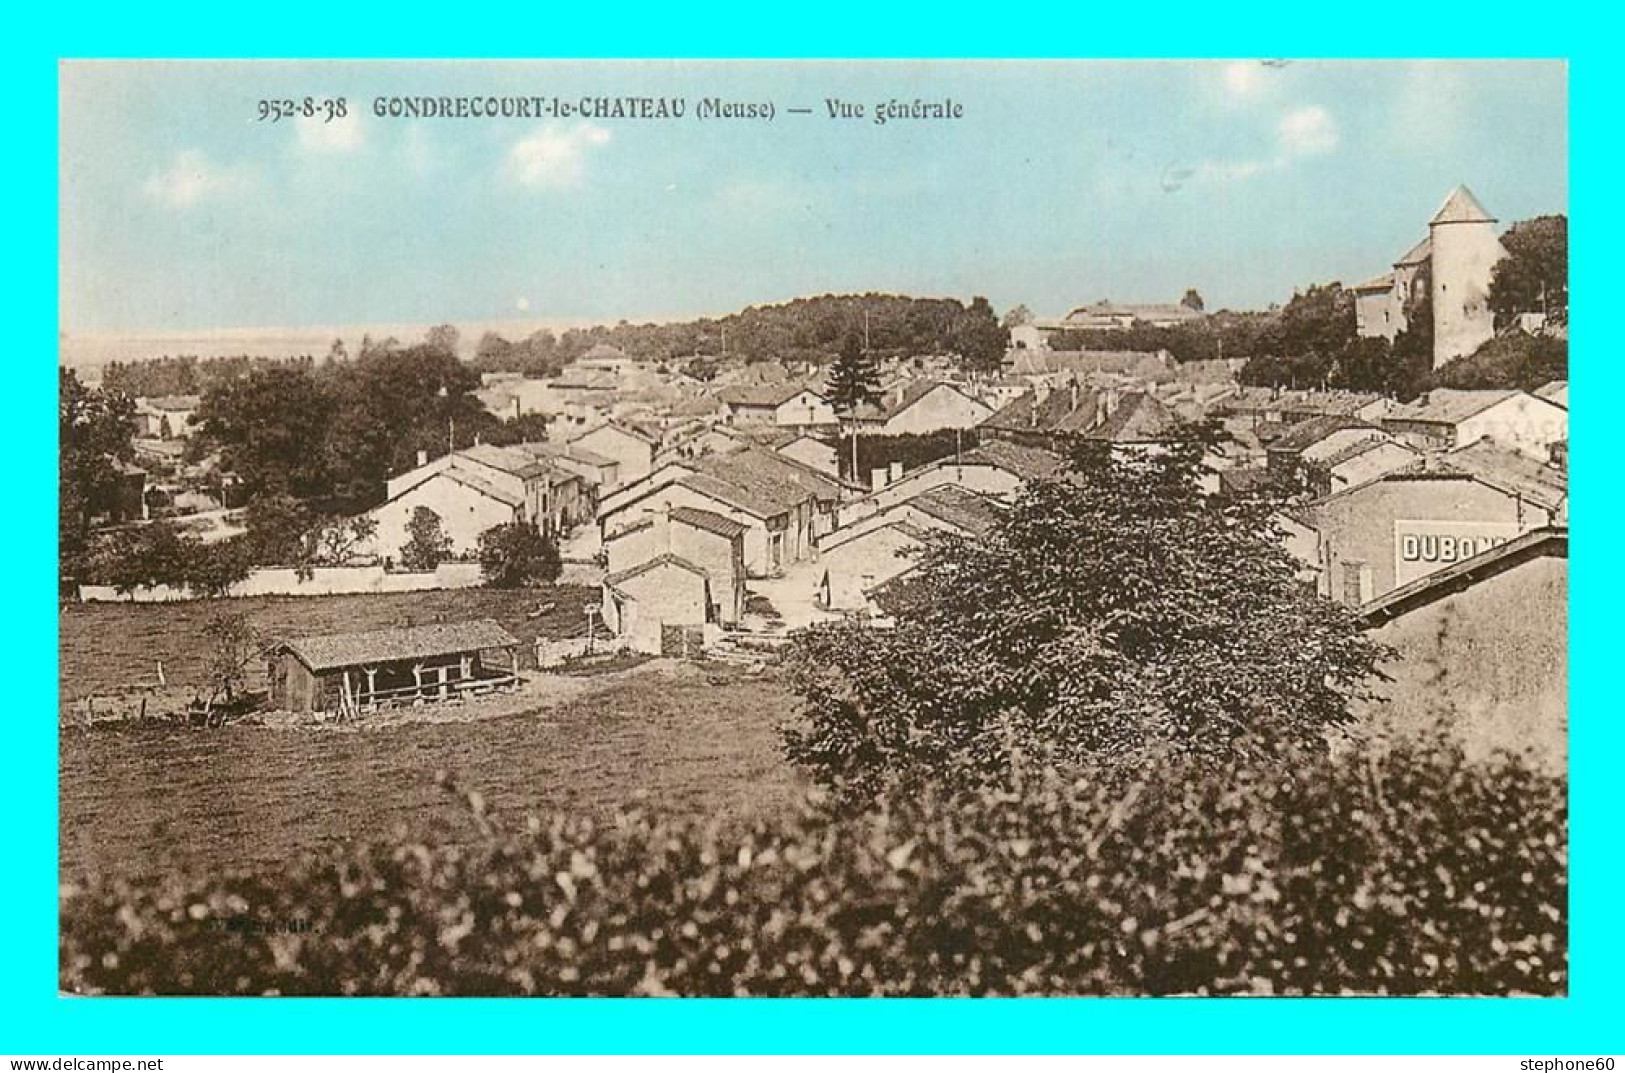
[1429,185,1506,368]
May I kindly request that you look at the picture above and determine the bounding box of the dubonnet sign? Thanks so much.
[1393,519,1524,588]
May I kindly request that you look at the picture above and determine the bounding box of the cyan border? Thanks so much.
[12,4,1611,1053]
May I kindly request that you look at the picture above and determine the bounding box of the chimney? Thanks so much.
[1105,388,1120,417]
[871,467,889,492]
[416,449,429,467]
[513,397,521,422]
[888,460,903,483]
[1069,380,1079,414]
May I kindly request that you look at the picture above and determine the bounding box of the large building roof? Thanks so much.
[907,486,1003,536]
[457,442,552,480]
[697,445,845,504]
[1386,388,1521,426]
[1430,184,1497,226]
[275,620,519,672]
[718,383,822,408]
[956,438,1066,480]
[1444,437,1569,512]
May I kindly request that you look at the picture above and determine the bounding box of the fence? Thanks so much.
[77,562,487,603]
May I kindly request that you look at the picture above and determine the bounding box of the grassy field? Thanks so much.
[60,658,805,884]
[59,586,597,702]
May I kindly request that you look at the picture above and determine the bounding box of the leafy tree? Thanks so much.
[824,334,883,416]
[1432,333,1567,393]
[783,434,1388,802]
[59,370,137,569]
[187,538,255,598]
[1001,304,1034,329]
[200,609,259,719]
[244,493,318,566]
[193,366,333,500]
[400,506,452,571]
[949,296,1009,375]
[313,514,379,564]
[682,356,720,382]
[474,332,513,364]
[1181,288,1206,312]
[1489,215,1567,327]
[425,324,461,356]
[478,521,562,588]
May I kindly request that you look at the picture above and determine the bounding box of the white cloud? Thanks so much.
[296,111,363,154]
[1277,105,1339,157]
[1222,61,1267,99]
[1166,102,1339,193]
[141,150,251,208]
[515,296,531,313]
[505,123,612,190]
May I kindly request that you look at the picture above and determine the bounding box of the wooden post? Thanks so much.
[412,662,424,701]
[363,667,377,706]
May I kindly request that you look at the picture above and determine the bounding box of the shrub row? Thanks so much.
[60,737,1565,997]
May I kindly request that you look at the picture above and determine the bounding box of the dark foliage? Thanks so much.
[784,433,1388,801]
[825,335,884,416]
[826,429,981,483]
[1432,334,1568,394]
[59,737,1566,997]
[478,522,562,588]
[400,507,451,571]
[1489,215,1567,328]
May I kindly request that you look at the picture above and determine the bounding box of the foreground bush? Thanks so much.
[60,738,1565,997]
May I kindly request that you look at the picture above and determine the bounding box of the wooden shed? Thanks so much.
[266,619,521,715]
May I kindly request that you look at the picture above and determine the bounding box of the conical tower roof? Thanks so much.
[1430,185,1496,226]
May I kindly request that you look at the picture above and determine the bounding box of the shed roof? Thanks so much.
[275,619,519,672]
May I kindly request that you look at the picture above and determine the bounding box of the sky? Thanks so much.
[58,59,1568,338]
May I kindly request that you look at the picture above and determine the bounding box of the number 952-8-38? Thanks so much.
[257,98,348,123]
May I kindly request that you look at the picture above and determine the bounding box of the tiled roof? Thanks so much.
[718,383,820,408]
[1352,271,1396,292]
[439,463,526,507]
[956,439,1065,480]
[604,553,709,589]
[1315,435,1413,471]
[1267,415,1377,455]
[907,486,1003,536]
[669,505,749,539]
[457,442,552,480]
[697,445,844,504]
[276,619,518,672]
[1444,437,1569,512]
[677,472,797,520]
[1386,389,1520,426]
[1076,392,1181,443]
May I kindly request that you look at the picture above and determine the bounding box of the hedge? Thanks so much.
[60,736,1565,996]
